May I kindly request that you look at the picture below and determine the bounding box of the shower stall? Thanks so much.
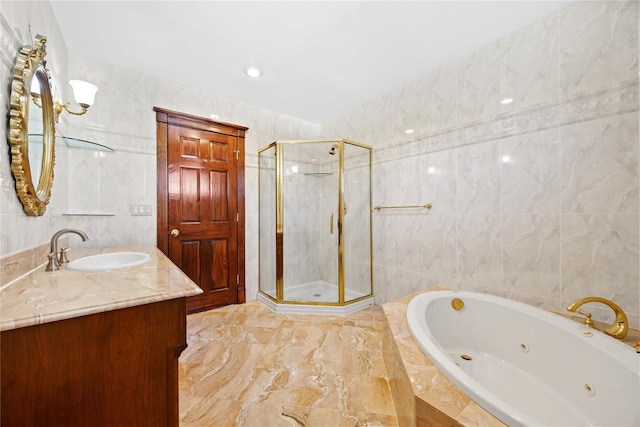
[258,139,374,314]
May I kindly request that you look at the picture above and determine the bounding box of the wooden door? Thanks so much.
[155,108,247,312]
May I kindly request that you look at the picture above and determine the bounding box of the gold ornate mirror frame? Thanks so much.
[8,34,55,216]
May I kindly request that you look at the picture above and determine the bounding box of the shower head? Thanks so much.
[329,144,338,155]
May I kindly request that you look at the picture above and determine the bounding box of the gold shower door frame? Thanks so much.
[258,139,373,306]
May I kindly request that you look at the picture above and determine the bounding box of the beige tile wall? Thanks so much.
[324,0,640,328]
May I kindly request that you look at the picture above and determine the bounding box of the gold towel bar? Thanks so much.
[373,203,432,211]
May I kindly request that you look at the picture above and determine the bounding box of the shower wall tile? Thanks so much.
[372,159,397,208]
[374,265,396,304]
[457,42,500,126]
[144,153,157,205]
[322,115,346,143]
[329,0,639,324]
[500,13,560,113]
[393,214,424,273]
[367,94,395,148]
[67,149,101,214]
[100,151,147,215]
[502,290,563,314]
[344,213,370,264]
[502,214,560,299]
[457,214,502,291]
[393,155,422,206]
[244,166,258,209]
[423,62,458,135]
[418,149,457,214]
[420,215,457,279]
[561,213,639,321]
[392,268,426,302]
[501,129,560,214]
[393,78,426,138]
[97,216,129,248]
[559,79,639,128]
[0,214,17,256]
[356,107,376,145]
[559,0,638,100]
[345,260,373,297]
[456,140,501,215]
[560,113,638,214]
[373,214,394,268]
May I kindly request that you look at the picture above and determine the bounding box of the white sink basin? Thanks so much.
[66,252,151,271]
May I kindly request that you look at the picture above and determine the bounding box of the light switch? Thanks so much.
[130,204,152,216]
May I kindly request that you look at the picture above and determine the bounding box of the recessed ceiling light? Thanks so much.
[501,98,513,105]
[245,67,262,78]
[405,129,414,134]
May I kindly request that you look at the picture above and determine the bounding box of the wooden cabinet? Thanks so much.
[1,297,187,427]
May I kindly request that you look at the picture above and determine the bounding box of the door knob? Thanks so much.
[171,229,180,237]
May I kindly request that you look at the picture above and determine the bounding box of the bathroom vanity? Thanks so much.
[0,246,202,427]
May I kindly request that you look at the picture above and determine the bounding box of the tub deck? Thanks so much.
[383,287,640,426]
[383,288,508,427]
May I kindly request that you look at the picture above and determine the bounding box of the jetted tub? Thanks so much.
[407,290,640,426]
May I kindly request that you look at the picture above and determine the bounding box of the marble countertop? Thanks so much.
[1,245,203,331]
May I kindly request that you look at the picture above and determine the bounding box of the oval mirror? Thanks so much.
[8,35,55,216]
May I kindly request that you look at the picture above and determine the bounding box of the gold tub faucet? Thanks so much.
[566,296,628,340]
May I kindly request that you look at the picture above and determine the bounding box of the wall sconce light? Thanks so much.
[53,80,98,123]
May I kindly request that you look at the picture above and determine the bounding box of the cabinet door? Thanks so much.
[1,298,186,427]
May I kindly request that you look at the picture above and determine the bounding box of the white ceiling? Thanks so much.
[50,1,574,123]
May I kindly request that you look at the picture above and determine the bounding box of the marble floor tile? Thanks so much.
[180,301,399,426]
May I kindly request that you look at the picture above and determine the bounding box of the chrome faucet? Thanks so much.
[45,228,89,271]
[566,296,628,340]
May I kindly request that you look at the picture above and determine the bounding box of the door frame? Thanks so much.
[154,107,247,306]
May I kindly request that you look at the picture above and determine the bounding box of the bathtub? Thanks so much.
[407,290,640,427]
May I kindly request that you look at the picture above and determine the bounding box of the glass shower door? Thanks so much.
[258,145,277,299]
[281,141,339,303]
[343,141,373,302]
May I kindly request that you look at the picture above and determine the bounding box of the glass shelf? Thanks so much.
[29,134,114,152]
[63,213,115,217]
[61,136,114,153]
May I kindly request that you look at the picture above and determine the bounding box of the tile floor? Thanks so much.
[179,301,400,426]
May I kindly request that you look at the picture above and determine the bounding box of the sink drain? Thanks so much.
[460,354,472,361]
[313,293,322,297]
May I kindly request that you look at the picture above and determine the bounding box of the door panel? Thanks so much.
[210,171,228,221]
[180,168,201,223]
[179,240,200,284]
[209,140,228,162]
[156,107,246,313]
[180,136,201,158]
[207,238,229,292]
[168,124,237,312]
